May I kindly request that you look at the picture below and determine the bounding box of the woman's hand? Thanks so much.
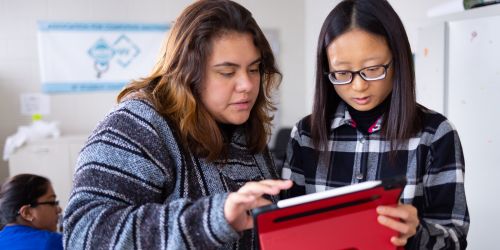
[224,179,293,232]
[377,204,419,246]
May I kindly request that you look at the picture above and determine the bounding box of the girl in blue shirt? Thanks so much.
[0,174,63,250]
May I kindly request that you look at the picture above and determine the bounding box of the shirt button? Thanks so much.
[359,137,366,144]
[356,173,363,180]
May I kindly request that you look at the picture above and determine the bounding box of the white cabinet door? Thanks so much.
[447,15,500,250]
[8,136,87,209]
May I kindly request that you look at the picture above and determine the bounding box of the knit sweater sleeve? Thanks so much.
[63,101,239,250]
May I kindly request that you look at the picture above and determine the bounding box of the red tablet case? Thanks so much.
[252,178,406,250]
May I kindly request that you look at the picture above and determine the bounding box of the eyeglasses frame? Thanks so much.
[325,61,393,85]
[30,200,60,207]
[16,200,60,216]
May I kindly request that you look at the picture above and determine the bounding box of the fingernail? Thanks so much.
[378,215,386,223]
[376,206,383,213]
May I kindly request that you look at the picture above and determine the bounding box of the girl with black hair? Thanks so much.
[282,0,469,249]
[0,174,63,250]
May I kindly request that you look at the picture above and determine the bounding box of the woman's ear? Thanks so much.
[18,205,34,222]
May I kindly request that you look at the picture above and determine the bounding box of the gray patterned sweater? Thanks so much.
[63,99,279,250]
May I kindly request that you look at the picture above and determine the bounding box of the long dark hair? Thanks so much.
[118,0,281,161]
[0,174,50,226]
[311,0,421,151]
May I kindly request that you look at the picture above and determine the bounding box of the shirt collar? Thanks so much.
[330,101,384,134]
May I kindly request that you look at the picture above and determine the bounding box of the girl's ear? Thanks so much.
[18,205,34,222]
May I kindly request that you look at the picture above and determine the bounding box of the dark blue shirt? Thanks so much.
[0,225,63,250]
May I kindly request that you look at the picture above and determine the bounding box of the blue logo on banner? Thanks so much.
[113,35,140,68]
[88,39,114,78]
[88,35,141,78]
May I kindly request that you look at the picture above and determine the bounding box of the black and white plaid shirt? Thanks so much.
[282,101,469,249]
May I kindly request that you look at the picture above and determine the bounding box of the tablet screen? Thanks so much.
[277,180,382,208]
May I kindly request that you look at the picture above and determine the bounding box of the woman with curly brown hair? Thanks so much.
[63,0,291,249]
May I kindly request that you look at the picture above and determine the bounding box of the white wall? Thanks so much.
[0,0,305,182]
[304,0,341,115]
[388,0,452,52]
[237,0,306,129]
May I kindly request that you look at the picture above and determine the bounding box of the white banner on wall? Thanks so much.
[37,22,169,93]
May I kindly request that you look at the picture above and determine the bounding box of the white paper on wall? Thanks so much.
[20,93,50,115]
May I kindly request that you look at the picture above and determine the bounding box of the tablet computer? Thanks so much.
[252,177,406,250]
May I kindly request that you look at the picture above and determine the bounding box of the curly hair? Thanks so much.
[117,0,281,161]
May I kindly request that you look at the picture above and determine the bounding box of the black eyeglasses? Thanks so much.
[16,200,60,215]
[325,61,392,85]
[30,200,59,207]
